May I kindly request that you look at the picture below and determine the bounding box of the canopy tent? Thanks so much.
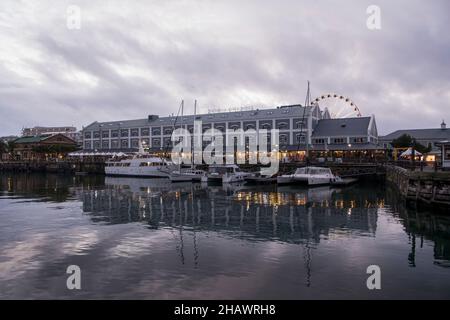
[400,147,423,157]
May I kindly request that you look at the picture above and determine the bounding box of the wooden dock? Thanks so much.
[386,166,450,208]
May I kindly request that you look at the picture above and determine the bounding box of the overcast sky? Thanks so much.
[0,0,449,136]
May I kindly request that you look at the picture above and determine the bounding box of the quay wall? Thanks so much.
[0,161,105,174]
[386,166,450,207]
[1,160,383,177]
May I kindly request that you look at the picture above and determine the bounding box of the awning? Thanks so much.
[400,147,422,157]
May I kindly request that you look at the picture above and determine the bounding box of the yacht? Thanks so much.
[105,156,170,178]
[277,166,337,186]
[201,164,250,184]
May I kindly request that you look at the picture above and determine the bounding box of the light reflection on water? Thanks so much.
[0,173,449,299]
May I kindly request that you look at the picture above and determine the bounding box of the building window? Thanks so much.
[277,122,288,130]
[84,132,92,139]
[142,138,150,146]
[93,140,100,149]
[333,138,346,144]
[111,130,119,138]
[111,140,119,148]
[445,149,450,160]
[84,141,91,149]
[140,128,150,136]
[121,139,129,148]
[152,138,161,146]
[102,131,109,138]
[163,137,172,147]
[93,131,100,139]
[352,137,365,143]
[295,121,305,129]
[202,125,211,133]
[131,129,139,137]
[314,139,325,144]
[296,134,306,143]
[280,134,288,144]
[164,127,173,135]
[152,127,161,135]
[131,139,139,148]
[102,140,109,149]
[121,129,129,137]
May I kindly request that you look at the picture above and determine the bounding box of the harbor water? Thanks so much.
[0,173,449,299]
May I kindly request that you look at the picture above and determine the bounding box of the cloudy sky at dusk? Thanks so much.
[0,0,449,136]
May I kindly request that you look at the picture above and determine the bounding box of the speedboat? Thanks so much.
[201,164,250,184]
[277,166,337,186]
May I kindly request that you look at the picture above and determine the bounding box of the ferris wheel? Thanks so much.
[312,93,362,118]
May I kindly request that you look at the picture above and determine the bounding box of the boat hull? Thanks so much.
[105,167,169,178]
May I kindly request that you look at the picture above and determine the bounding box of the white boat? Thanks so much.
[169,168,206,182]
[105,156,170,178]
[245,172,277,184]
[201,164,249,184]
[277,166,337,186]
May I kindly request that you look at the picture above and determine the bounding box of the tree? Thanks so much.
[0,141,6,157]
[6,141,16,154]
[391,134,431,154]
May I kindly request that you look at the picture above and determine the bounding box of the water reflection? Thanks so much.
[1,173,450,299]
[77,177,380,245]
[385,186,450,268]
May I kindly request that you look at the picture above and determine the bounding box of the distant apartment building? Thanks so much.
[81,104,380,160]
[22,126,81,144]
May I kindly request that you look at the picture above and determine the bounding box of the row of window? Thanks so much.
[84,121,308,139]
[313,137,367,144]
[84,133,310,149]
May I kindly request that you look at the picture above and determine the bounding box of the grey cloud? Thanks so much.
[0,0,449,136]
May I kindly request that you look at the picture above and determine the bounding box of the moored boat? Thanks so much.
[169,168,206,182]
[277,166,337,186]
[105,156,170,178]
[201,164,250,184]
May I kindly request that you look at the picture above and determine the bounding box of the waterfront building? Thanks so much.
[299,115,382,162]
[435,141,450,169]
[22,126,81,144]
[0,135,19,143]
[380,121,450,151]
[81,104,380,161]
[81,105,320,153]
[13,134,78,161]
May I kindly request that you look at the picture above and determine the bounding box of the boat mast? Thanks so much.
[192,100,197,169]
[305,81,311,162]
[179,99,184,172]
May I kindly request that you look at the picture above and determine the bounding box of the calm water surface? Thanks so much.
[0,173,449,299]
